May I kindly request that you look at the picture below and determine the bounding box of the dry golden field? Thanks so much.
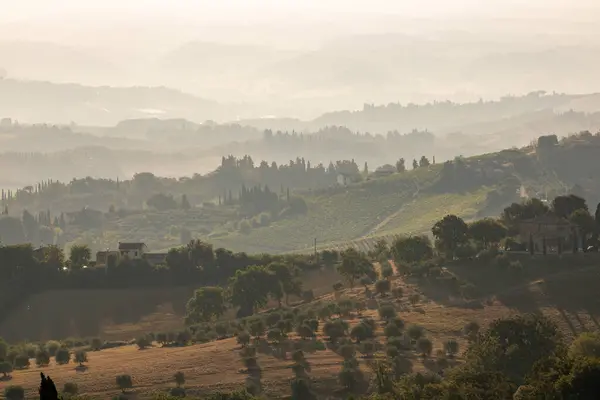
[5,259,600,398]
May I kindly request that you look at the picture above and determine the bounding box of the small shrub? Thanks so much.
[74,350,88,366]
[55,348,71,365]
[381,265,394,279]
[0,361,13,377]
[4,385,25,400]
[323,319,348,342]
[338,344,356,359]
[13,354,30,369]
[136,336,151,350]
[63,382,79,395]
[386,345,400,359]
[390,317,405,330]
[569,332,600,359]
[35,349,50,367]
[387,335,410,351]
[308,319,319,332]
[360,276,372,287]
[375,279,391,296]
[407,325,424,342]
[416,338,433,357]
[384,324,402,338]
[249,319,265,338]
[360,340,376,358]
[296,325,315,340]
[350,324,372,343]
[361,318,377,331]
[267,329,284,344]
[378,304,397,320]
[332,281,344,291]
[237,331,251,347]
[174,371,185,387]
[170,387,187,398]
[45,340,61,356]
[391,287,403,299]
[463,321,480,340]
[90,337,103,351]
[444,339,459,357]
[116,374,133,393]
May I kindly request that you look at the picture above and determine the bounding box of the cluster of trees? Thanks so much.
[385,194,600,267]
[0,239,323,325]
[0,337,88,381]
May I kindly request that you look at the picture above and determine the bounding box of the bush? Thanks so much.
[360,340,376,358]
[291,378,315,400]
[332,281,344,291]
[0,361,13,377]
[308,319,319,332]
[215,323,229,338]
[74,350,88,366]
[296,325,315,340]
[249,319,265,338]
[416,338,433,357]
[13,354,29,369]
[45,340,61,356]
[391,287,403,299]
[390,317,405,330]
[90,337,103,351]
[55,348,71,365]
[35,349,50,366]
[116,374,133,393]
[463,321,480,339]
[338,362,363,392]
[386,345,400,359]
[174,371,185,387]
[267,329,284,344]
[237,331,251,347]
[323,319,348,342]
[444,339,459,357]
[136,336,151,350]
[375,279,391,296]
[378,304,397,320]
[407,325,424,342]
[4,385,25,400]
[156,333,168,345]
[387,335,410,351]
[360,276,372,287]
[570,332,600,359]
[338,344,356,359]
[384,324,402,338]
[361,318,377,331]
[63,382,79,395]
[350,323,372,343]
[170,387,187,398]
[381,264,394,279]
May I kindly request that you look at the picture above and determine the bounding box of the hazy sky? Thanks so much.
[4,0,599,22]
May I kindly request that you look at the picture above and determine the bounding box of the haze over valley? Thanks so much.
[4,2,600,399]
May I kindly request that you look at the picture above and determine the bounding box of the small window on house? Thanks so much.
[134,251,138,257]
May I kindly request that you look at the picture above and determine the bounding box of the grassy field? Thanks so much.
[6,256,600,398]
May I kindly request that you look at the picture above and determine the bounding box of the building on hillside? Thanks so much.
[337,172,360,186]
[118,242,147,259]
[143,252,169,267]
[518,215,574,252]
[373,164,397,178]
[95,250,120,266]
